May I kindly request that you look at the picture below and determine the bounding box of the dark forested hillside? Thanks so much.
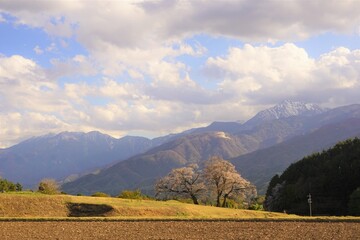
[264,138,360,216]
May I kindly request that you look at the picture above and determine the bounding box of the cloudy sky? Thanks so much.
[1,0,360,147]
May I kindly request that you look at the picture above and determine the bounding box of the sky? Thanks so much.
[1,0,360,148]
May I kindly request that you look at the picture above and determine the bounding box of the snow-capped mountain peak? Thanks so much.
[268,100,326,119]
[245,100,328,127]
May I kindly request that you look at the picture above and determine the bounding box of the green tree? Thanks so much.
[348,187,360,216]
[15,183,23,191]
[0,178,21,192]
[265,138,360,215]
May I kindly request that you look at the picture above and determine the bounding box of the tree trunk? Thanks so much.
[222,195,228,208]
[191,194,199,205]
[216,194,221,207]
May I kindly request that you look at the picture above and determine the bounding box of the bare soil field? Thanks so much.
[0,220,359,240]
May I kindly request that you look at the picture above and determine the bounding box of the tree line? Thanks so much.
[0,177,22,192]
[155,156,257,208]
[265,138,360,216]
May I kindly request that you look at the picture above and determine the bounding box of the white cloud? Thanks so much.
[0,112,69,148]
[33,45,43,55]
[4,0,360,45]
[2,43,360,148]
[1,1,360,147]
[205,43,360,106]
[46,42,57,52]
[33,43,60,55]
[0,55,39,80]
[2,0,360,78]
[139,0,360,41]
[206,43,315,97]
[48,54,97,79]
[0,55,67,112]
[0,13,5,22]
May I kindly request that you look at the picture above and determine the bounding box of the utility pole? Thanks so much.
[307,193,312,217]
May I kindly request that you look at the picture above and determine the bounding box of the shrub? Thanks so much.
[91,192,110,197]
[223,199,245,209]
[118,189,151,200]
[249,195,265,210]
[249,203,264,211]
[38,178,59,195]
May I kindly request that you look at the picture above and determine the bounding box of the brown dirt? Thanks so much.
[0,220,359,240]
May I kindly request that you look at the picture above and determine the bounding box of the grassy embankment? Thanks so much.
[0,192,359,221]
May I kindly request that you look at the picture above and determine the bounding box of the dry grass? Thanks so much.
[0,192,359,221]
[0,192,70,217]
[67,196,293,219]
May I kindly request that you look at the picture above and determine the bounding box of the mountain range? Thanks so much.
[63,101,360,195]
[0,131,167,188]
[2,100,360,195]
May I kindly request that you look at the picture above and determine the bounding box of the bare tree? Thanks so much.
[155,164,206,204]
[204,156,255,207]
[38,178,60,195]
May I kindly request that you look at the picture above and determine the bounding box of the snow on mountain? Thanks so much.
[244,100,328,127]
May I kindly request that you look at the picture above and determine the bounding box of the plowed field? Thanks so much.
[0,220,359,240]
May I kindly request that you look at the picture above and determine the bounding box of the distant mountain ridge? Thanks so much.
[61,131,254,195]
[62,102,360,196]
[2,100,360,195]
[0,131,164,188]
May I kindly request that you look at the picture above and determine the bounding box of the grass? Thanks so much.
[0,192,359,221]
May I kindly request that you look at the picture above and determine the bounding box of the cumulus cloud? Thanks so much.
[0,53,214,147]
[2,43,360,147]
[2,0,360,43]
[0,112,70,147]
[1,1,360,147]
[0,55,81,147]
[205,44,360,106]
[1,0,360,78]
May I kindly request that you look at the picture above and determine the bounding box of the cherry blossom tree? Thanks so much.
[155,164,205,204]
[204,156,255,207]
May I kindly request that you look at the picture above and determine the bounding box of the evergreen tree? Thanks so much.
[265,138,360,215]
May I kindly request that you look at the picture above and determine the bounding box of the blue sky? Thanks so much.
[1,0,360,147]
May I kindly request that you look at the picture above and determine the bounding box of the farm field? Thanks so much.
[0,220,359,240]
[1,193,359,239]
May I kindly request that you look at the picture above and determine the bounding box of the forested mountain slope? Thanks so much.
[264,138,360,216]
